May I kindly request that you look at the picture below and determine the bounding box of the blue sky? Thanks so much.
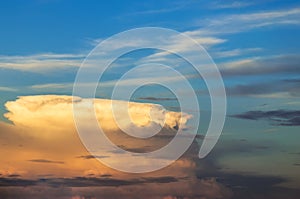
[1,1,300,198]
[1,0,300,112]
[0,0,300,55]
[0,0,299,148]
[0,0,300,163]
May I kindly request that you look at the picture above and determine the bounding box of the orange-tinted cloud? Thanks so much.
[0,95,232,199]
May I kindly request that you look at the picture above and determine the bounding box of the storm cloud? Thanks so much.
[0,95,234,199]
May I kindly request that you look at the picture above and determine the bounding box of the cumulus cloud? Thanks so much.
[4,95,190,133]
[0,95,232,199]
[1,95,194,175]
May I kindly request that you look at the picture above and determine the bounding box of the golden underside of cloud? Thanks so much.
[0,95,232,199]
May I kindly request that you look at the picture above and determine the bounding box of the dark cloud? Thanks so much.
[197,172,300,199]
[142,176,179,183]
[28,159,64,164]
[137,97,177,101]
[226,78,300,97]
[197,173,285,191]
[0,186,72,199]
[1,138,299,199]
[117,144,154,153]
[37,174,54,177]
[230,110,300,126]
[194,139,300,199]
[45,177,137,187]
[196,78,300,98]
[0,178,230,199]
[76,155,109,159]
[0,176,179,188]
[283,78,300,83]
[289,152,300,155]
[221,55,300,77]
[100,174,112,178]
[227,82,276,96]
[156,134,205,139]
[7,174,21,178]
[0,178,37,187]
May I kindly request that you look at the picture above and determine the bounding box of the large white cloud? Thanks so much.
[5,95,190,133]
[1,95,194,177]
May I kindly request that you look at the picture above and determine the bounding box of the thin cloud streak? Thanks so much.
[195,7,300,35]
[0,53,84,72]
[0,86,18,92]
[28,159,64,164]
[211,1,254,9]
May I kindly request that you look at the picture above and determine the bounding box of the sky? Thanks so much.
[0,0,300,199]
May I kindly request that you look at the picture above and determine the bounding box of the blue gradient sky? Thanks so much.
[0,0,300,196]
[0,2,299,126]
[1,1,299,90]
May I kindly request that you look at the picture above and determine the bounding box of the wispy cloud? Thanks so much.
[29,72,195,91]
[0,86,18,92]
[213,1,254,9]
[130,6,182,15]
[110,8,300,84]
[30,83,73,90]
[124,1,194,16]
[0,53,84,72]
[212,48,263,58]
[196,7,300,35]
